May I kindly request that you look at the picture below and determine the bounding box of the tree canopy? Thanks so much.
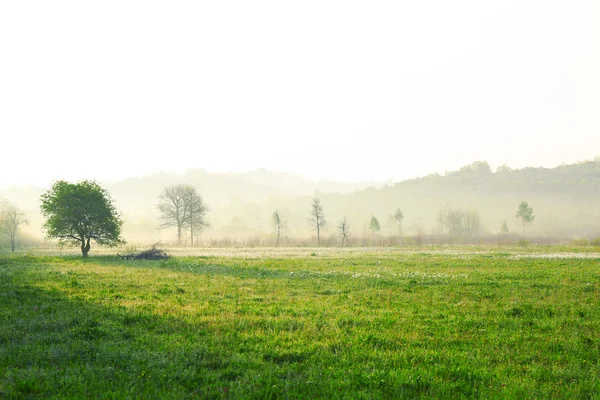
[40,180,123,257]
[158,184,208,246]
[515,201,535,234]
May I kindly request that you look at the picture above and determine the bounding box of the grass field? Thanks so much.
[1,247,599,399]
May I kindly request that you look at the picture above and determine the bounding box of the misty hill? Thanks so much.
[205,159,600,241]
[303,159,600,239]
[2,159,599,245]
[107,168,389,213]
[409,160,600,195]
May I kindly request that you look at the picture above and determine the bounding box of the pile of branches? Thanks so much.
[119,245,170,260]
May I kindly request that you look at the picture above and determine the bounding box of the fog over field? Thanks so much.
[2,3,600,398]
[1,1,599,248]
[1,158,599,248]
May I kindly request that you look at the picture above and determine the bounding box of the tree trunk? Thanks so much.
[190,225,194,247]
[81,238,91,258]
[177,226,182,246]
[10,236,15,252]
[190,211,194,247]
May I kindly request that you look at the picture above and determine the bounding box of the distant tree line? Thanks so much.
[0,173,553,256]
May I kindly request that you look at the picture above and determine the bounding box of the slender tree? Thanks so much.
[515,201,535,234]
[309,198,326,246]
[500,220,509,234]
[183,185,209,246]
[0,199,29,251]
[272,210,287,247]
[338,216,350,247]
[40,180,123,257]
[387,214,395,236]
[369,215,380,233]
[393,208,404,236]
[158,185,188,245]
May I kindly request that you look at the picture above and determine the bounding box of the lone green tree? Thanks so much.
[515,201,535,234]
[0,199,29,252]
[40,180,123,257]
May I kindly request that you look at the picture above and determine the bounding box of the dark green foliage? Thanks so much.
[40,180,123,257]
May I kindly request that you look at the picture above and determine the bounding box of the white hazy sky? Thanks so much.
[1,0,599,187]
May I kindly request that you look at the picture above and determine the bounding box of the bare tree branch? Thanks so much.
[308,198,326,246]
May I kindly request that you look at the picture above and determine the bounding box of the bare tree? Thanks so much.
[158,184,209,246]
[464,209,481,237]
[436,206,480,238]
[436,206,449,235]
[272,210,287,247]
[338,216,350,247]
[182,185,209,246]
[309,198,326,246]
[158,185,188,245]
[0,199,29,252]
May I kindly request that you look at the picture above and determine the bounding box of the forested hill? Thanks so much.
[198,159,600,240]
[316,159,600,238]
[402,160,600,195]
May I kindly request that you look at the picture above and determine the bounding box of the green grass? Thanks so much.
[1,248,599,399]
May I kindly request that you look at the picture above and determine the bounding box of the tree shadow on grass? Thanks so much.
[6,258,588,399]
[0,265,298,399]
[2,262,426,399]
[0,261,465,399]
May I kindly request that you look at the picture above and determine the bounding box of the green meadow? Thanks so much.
[1,247,599,399]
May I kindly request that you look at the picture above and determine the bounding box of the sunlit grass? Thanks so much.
[1,248,599,398]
